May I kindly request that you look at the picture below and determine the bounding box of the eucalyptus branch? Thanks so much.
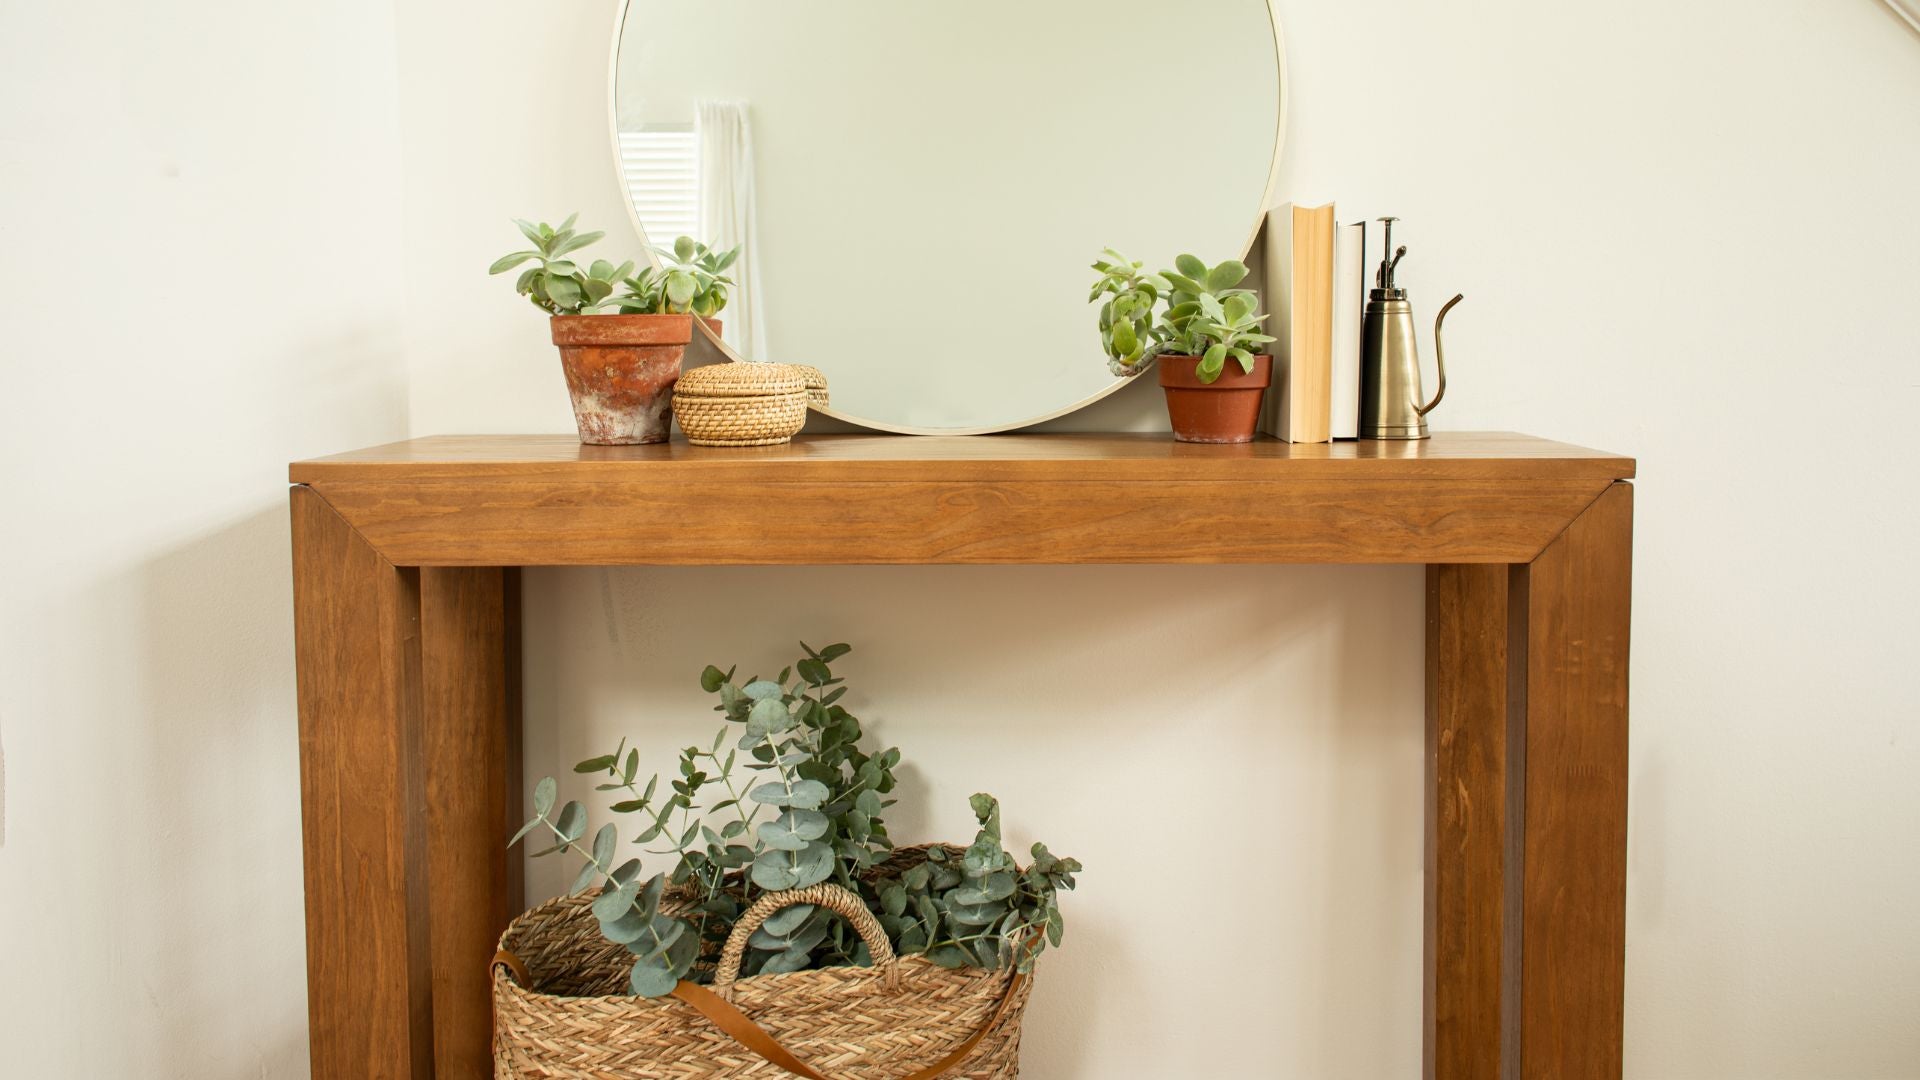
[512,641,1077,994]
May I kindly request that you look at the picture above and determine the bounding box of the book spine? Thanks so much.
[1287,205,1335,443]
[1330,221,1366,439]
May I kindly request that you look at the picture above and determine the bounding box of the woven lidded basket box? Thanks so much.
[673,362,811,447]
[790,364,830,409]
[493,847,1032,1079]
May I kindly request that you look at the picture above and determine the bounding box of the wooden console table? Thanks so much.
[289,432,1634,1080]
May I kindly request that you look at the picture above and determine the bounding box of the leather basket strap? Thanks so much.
[670,967,1027,1080]
[492,949,532,988]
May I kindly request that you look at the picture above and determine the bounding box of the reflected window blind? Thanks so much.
[618,128,700,245]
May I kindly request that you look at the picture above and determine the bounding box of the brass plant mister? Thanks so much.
[1359,217,1463,440]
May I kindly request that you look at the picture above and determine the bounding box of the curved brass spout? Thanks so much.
[1417,294,1464,418]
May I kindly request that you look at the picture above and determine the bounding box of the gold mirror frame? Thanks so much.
[605,2,1290,436]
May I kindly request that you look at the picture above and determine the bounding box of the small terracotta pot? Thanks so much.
[549,316,724,445]
[1156,354,1272,443]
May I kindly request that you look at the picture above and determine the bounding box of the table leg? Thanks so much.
[421,567,523,1077]
[291,487,434,1078]
[1427,482,1632,1079]
[293,489,522,1078]
[1426,562,1513,1078]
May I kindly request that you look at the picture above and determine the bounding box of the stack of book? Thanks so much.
[1258,203,1370,442]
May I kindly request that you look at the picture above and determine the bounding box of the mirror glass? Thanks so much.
[614,0,1282,433]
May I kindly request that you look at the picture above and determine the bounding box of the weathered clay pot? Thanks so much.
[1157,353,1272,443]
[549,316,724,445]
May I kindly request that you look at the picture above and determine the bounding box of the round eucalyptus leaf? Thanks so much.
[634,914,685,962]
[750,851,801,891]
[591,823,617,867]
[758,948,812,975]
[532,777,557,817]
[749,781,793,808]
[600,908,651,945]
[784,780,829,810]
[756,819,810,852]
[761,903,816,937]
[554,801,588,843]
[629,959,678,998]
[591,879,638,923]
[925,945,969,969]
[781,808,829,841]
[639,873,666,918]
[790,840,834,888]
[946,900,1004,927]
[742,680,784,701]
[570,859,599,894]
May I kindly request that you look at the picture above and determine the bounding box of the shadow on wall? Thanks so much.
[110,507,311,1078]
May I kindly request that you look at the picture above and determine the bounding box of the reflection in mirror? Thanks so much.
[614,0,1282,433]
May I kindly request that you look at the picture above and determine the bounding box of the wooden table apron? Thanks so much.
[287,433,1634,1080]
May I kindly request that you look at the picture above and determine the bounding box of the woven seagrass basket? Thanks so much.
[673,363,809,447]
[493,846,1032,1079]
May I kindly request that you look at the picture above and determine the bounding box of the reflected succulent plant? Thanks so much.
[609,236,739,318]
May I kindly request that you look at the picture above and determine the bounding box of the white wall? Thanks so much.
[0,0,410,1075]
[4,0,1916,1076]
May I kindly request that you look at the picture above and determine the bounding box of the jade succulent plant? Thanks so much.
[1090,250,1278,383]
[489,214,633,316]
[510,642,1080,997]
[608,237,739,318]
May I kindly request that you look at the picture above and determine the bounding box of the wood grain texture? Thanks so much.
[1515,483,1633,1079]
[290,486,434,1079]
[420,568,522,1078]
[292,432,1635,483]
[1426,564,1512,1080]
[288,434,1632,567]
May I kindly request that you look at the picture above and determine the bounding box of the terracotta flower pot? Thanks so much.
[1156,353,1272,443]
[548,315,723,445]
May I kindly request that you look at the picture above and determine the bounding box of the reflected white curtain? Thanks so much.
[696,101,768,362]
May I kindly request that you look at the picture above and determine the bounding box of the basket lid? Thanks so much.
[788,364,828,391]
[676,362,806,398]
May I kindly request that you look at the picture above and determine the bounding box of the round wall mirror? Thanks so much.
[611,0,1286,434]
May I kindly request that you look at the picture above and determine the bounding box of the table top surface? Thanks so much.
[291,432,1635,485]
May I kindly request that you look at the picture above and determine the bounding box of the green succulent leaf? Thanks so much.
[489,251,538,275]
[1206,260,1250,291]
[1199,344,1229,383]
[553,230,605,257]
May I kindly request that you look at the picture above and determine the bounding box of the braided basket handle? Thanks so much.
[713,884,899,995]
